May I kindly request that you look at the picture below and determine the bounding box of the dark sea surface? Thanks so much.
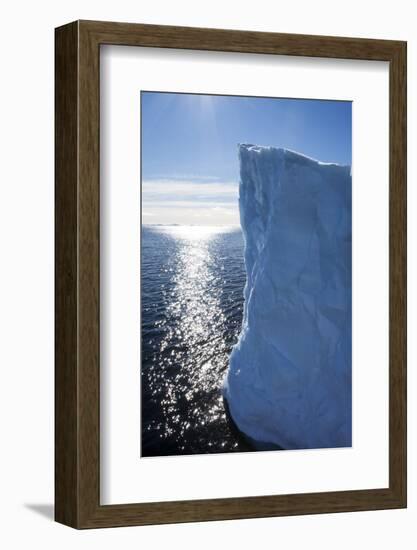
[141,225,251,457]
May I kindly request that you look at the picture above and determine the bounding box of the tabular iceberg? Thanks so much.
[224,144,352,450]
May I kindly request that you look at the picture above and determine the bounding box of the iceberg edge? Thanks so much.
[223,144,352,450]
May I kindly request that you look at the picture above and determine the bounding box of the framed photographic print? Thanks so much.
[55,20,407,528]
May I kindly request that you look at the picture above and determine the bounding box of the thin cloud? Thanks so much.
[141,178,240,226]
[142,179,238,203]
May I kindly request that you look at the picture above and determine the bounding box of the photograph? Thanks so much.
[50,12,406,533]
[141,91,352,457]
[0,0,408,538]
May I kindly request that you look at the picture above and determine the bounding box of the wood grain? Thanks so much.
[55,21,79,527]
[55,20,407,529]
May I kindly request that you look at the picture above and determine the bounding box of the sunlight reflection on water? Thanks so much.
[141,225,248,456]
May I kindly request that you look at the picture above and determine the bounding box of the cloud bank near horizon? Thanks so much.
[142,177,239,226]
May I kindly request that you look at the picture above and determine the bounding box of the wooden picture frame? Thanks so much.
[55,20,407,528]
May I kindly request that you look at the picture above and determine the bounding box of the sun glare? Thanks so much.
[152,224,233,242]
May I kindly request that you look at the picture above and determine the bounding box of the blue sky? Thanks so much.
[141,92,351,225]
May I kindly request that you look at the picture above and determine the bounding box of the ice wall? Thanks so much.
[224,144,352,450]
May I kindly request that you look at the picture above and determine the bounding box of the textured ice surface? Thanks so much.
[224,144,352,450]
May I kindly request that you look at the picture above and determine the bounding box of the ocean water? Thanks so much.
[141,225,251,457]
